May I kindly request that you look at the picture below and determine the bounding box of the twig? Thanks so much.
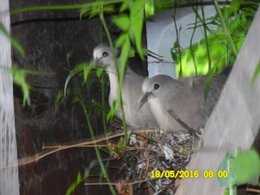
[84,178,154,186]
[167,109,198,137]
[148,61,175,64]
[0,129,158,169]
[172,5,183,76]
[43,129,157,149]
[246,187,260,193]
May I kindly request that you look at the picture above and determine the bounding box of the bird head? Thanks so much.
[93,45,118,69]
[139,75,181,108]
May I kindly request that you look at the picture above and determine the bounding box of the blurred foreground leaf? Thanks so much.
[0,23,25,57]
[218,148,260,187]
[11,65,36,105]
[251,61,260,85]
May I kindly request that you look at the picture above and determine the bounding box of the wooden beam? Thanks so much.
[176,7,260,195]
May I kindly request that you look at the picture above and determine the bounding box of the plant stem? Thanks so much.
[214,0,238,56]
[172,5,182,76]
[201,4,211,71]
[11,0,124,15]
[99,12,128,145]
[190,5,199,75]
[77,94,116,195]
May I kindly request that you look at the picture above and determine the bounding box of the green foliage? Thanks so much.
[175,0,258,77]
[64,62,105,95]
[218,149,260,194]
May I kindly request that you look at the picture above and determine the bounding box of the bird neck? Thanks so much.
[107,71,119,106]
[106,61,133,106]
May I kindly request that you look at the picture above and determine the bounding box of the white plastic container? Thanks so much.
[146,5,217,78]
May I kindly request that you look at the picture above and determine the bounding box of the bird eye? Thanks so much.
[102,51,108,57]
[154,83,160,90]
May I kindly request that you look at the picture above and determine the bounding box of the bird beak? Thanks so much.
[91,58,107,68]
[139,92,152,109]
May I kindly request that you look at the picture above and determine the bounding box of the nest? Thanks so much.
[113,128,203,195]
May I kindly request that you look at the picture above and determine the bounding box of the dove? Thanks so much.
[93,45,157,129]
[139,74,226,132]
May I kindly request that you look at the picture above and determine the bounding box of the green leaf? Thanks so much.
[224,188,229,195]
[119,37,130,86]
[117,138,125,150]
[218,149,260,187]
[89,5,101,18]
[103,5,115,14]
[76,172,82,183]
[83,64,95,82]
[111,14,130,32]
[80,6,89,19]
[115,33,127,48]
[89,4,115,18]
[10,65,36,105]
[129,48,135,58]
[66,167,92,195]
[171,49,178,61]
[251,61,260,85]
[120,1,128,13]
[230,149,260,185]
[91,99,104,113]
[96,67,104,79]
[0,23,25,57]
[230,0,241,13]
[64,63,86,94]
[107,100,117,121]
[144,1,155,18]
[129,0,147,59]
[55,91,65,106]
[224,187,237,195]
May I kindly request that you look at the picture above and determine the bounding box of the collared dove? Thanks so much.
[139,74,226,132]
[93,45,157,129]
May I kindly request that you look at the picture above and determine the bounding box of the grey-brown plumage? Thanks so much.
[139,74,226,132]
[93,45,157,129]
